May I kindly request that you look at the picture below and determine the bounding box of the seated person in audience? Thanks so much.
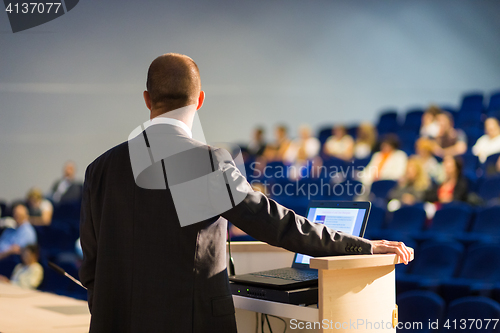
[432,111,467,157]
[420,105,441,139]
[424,155,468,204]
[323,125,354,161]
[354,123,377,159]
[388,156,430,207]
[262,125,292,162]
[359,134,408,186]
[26,188,53,226]
[284,125,321,163]
[285,125,321,179]
[472,117,500,163]
[247,127,267,158]
[0,245,43,290]
[0,204,37,260]
[415,137,444,183]
[49,161,82,204]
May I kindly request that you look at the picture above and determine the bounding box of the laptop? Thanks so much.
[229,201,371,290]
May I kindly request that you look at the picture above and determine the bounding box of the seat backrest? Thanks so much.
[478,176,500,201]
[402,109,424,132]
[365,206,386,231]
[397,290,445,333]
[370,180,397,199]
[409,240,463,278]
[443,297,500,333]
[458,243,500,281]
[376,111,399,134]
[429,203,473,233]
[488,91,500,112]
[387,205,426,232]
[471,206,500,234]
[482,153,500,177]
[460,93,484,113]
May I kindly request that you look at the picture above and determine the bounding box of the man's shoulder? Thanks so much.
[86,141,129,173]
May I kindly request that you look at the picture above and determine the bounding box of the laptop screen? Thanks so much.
[294,203,369,266]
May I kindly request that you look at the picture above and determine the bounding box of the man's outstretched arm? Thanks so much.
[215,148,411,264]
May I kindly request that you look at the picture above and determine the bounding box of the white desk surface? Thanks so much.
[0,282,90,333]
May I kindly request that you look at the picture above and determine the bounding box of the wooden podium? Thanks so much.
[230,242,413,333]
[310,253,411,332]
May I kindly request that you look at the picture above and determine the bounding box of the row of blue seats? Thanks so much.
[395,239,500,303]
[397,291,500,333]
[366,202,500,244]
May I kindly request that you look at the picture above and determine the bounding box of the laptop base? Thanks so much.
[229,282,318,305]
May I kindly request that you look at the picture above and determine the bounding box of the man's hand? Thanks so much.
[0,275,10,283]
[370,240,412,265]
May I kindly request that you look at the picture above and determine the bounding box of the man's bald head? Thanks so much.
[146,53,201,111]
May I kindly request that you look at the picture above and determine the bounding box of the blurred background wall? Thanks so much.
[0,0,499,200]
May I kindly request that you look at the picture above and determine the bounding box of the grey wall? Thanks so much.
[0,0,499,201]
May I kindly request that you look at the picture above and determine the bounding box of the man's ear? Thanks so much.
[143,91,152,111]
[196,91,205,111]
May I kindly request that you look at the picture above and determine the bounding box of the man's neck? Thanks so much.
[150,104,197,131]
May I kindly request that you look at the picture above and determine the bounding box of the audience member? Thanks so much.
[424,155,468,204]
[247,127,267,157]
[354,123,377,159]
[415,137,444,183]
[0,245,43,290]
[49,161,82,204]
[472,117,500,163]
[0,205,37,260]
[420,105,441,139]
[284,125,321,163]
[388,156,430,206]
[433,111,467,157]
[359,134,408,186]
[262,125,292,162]
[26,188,53,226]
[323,125,354,161]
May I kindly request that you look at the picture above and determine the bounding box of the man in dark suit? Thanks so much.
[79,53,411,333]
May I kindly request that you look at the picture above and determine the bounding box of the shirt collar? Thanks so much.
[149,117,192,138]
[149,106,195,138]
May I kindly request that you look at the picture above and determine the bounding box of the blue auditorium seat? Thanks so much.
[415,202,473,240]
[478,175,500,202]
[363,205,386,239]
[0,201,6,217]
[370,180,397,200]
[0,254,21,277]
[456,93,484,129]
[458,206,500,243]
[487,91,500,113]
[440,297,500,333]
[384,204,426,236]
[440,243,500,302]
[397,240,463,294]
[317,125,334,146]
[481,153,500,178]
[397,290,445,333]
[376,111,399,135]
[401,109,424,133]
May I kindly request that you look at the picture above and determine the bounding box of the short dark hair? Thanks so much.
[381,133,400,149]
[146,53,201,109]
[24,244,39,259]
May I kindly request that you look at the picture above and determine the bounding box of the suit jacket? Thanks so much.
[79,124,373,333]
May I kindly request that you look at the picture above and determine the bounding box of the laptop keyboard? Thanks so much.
[249,268,317,282]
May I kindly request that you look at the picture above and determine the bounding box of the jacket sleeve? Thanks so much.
[214,148,373,257]
[79,165,97,313]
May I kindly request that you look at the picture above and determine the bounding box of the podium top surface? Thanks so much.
[309,251,414,270]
